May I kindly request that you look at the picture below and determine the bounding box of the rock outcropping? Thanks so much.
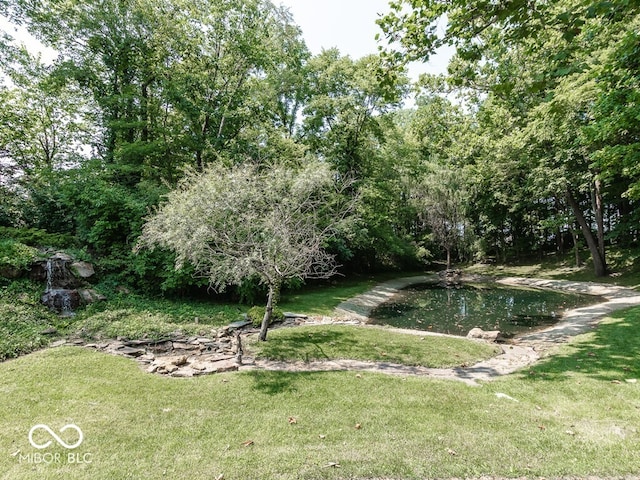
[39,253,104,315]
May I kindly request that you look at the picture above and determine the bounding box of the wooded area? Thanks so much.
[1,0,638,299]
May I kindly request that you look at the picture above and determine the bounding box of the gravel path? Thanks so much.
[245,276,640,385]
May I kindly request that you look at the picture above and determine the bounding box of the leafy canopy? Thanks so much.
[136,160,354,292]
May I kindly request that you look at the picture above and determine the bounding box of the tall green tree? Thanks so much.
[0,48,95,182]
[380,0,640,275]
[301,50,415,268]
[3,0,307,181]
[408,95,476,267]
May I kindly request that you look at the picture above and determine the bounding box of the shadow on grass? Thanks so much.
[257,328,360,363]
[245,370,300,395]
[244,370,333,395]
[518,306,640,382]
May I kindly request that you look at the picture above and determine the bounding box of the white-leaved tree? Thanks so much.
[136,160,354,340]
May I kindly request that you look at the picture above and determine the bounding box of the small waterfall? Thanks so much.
[41,254,80,315]
[45,258,53,292]
[60,290,73,315]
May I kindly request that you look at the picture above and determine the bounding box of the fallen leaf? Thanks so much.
[323,462,341,468]
[288,417,297,424]
[354,423,362,430]
[242,440,254,447]
[447,448,457,456]
[538,425,546,431]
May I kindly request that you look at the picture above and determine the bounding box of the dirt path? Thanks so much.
[244,276,640,385]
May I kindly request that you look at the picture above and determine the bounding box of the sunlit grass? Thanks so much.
[278,273,410,316]
[465,248,640,288]
[2,307,640,479]
[247,324,500,368]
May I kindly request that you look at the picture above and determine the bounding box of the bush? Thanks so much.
[0,304,53,360]
[246,306,284,327]
[0,240,39,277]
[0,226,75,249]
[0,282,61,360]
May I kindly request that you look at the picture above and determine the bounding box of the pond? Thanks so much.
[368,282,604,338]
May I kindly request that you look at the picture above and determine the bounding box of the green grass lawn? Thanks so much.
[248,324,500,368]
[1,306,640,479]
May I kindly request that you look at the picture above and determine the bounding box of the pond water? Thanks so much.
[368,283,604,338]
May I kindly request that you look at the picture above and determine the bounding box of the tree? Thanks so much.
[408,96,475,268]
[0,48,95,183]
[379,0,640,275]
[302,50,407,179]
[3,0,307,181]
[414,163,471,269]
[301,50,413,268]
[135,160,354,341]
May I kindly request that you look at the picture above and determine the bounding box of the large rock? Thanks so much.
[78,289,106,305]
[71,261,95,279]
[467,327,501,342]
[44,254,81,289]
[41,289,82,314]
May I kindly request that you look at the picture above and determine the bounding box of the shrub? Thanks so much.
[0,226,75,249]
[246,306,284,327]
[0,283,60,360]
[0,240,39,277]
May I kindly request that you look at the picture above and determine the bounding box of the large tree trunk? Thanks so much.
[258,284,276,342]
[567,188,607,277]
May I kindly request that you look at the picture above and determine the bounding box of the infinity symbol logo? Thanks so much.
[28,424,84,449]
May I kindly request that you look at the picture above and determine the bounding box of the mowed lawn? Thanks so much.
[1,307,640,479]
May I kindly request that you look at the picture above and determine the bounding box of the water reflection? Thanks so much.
[369,283,603,337]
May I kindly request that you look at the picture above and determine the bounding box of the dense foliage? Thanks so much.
[1,0,638,304]
[379,0,640,275]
